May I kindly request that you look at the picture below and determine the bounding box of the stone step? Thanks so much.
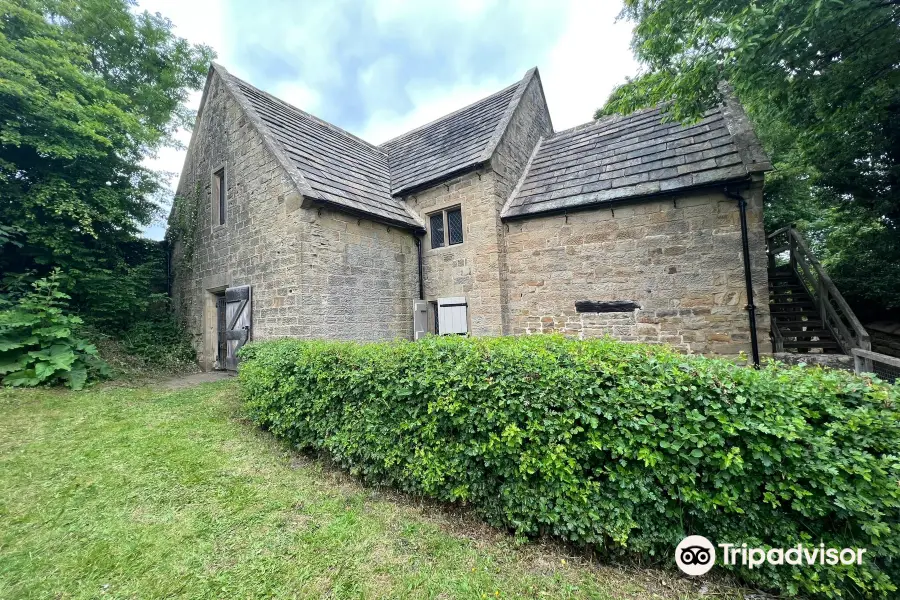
[769,283,806,290]
[779,330,833,339]
[770,301,815,309]
[783,340,841,349]
[775,319,822,327]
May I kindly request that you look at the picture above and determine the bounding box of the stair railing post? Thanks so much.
[819,285,828,332]
[788,227,797,276]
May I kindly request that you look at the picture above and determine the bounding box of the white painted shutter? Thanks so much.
[437,297,468,335]
[413,300,428,340]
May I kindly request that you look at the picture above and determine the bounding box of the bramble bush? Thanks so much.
[0,271,109,390]
[239,335,899,599]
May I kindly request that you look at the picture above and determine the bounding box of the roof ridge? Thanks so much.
[718,82,772,173]
[221,66,386,156]
[549,105,665,142]
[212,63,319,201]
[479,67,540,163]
[378,77,522,148]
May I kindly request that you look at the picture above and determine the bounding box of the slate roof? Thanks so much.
[209,63,769,229]
[217,65,421,228]
[380,69,535,196]
[502,101,772,219]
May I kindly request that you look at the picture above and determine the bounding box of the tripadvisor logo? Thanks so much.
[676,536,716,576]
[675,536,867,576]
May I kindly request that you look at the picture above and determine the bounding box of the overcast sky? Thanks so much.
[140,0,638,239]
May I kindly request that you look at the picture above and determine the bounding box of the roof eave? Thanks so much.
[391,162,486,198]
[501,175,757,222]
[303,196,425,233]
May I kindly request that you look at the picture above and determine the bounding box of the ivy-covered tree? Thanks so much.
[600,0,900,316]
[0,0,214,330]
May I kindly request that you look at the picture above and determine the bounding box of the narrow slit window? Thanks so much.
[447,208,463,245]
[430,213,444,249]
[214,168,226,225]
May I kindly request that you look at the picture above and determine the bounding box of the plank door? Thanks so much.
[216,295,227,369]
[437,297,468,335]
[224,285,252,370]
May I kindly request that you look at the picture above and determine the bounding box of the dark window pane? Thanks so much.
[216,169,226,225]
[431,302,439,334]
[430,213,444,248]
[447,208,463,245]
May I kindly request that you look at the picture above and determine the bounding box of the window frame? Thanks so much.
[212,165,226,227]
[427,205,463,250]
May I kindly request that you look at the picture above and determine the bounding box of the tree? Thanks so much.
[0,0,214,329]
[600,0,900,316]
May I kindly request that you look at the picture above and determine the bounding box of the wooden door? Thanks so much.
[224,285,252,370]
[216,295,227,369]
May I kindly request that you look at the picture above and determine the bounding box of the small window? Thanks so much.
[428,206,463,249]
[447,208,463,245]
[430,213,444,249]
[213,167,226,225]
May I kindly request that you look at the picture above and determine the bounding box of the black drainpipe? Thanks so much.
[724,187,761,367]
[414,236,424,300]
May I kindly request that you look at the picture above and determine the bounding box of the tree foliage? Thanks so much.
[0,0,214,329]
[600,0,900,315]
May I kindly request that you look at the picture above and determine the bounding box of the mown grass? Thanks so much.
[0,380,745,599]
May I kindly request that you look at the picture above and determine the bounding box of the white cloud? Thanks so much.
[269,82,321,114]
[134,0,638,239]
[541,1,638,131]
[360,79,506,144]
[358,1,636,142]
[135,0,223,238]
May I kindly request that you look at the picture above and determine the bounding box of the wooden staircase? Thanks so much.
[768,266,840,352]
[766,226,870,355]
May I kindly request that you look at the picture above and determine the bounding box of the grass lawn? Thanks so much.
[0,379,743,599]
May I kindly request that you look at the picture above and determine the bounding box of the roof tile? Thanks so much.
[502,104,771,219]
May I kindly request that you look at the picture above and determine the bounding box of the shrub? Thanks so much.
[119,314,196,368]
[0,271,108,389]
[239,335,900,599]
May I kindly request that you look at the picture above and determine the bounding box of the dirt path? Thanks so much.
[155,371,235,390]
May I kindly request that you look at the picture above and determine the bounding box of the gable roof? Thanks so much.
[215,64,423,229]
[381,68,538,196]
[501,100,772,220]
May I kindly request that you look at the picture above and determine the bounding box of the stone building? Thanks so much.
[169,64,772,371]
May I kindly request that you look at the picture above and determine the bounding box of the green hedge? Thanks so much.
[239,335,899,598]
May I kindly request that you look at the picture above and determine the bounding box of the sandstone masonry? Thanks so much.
[170,64,773,370]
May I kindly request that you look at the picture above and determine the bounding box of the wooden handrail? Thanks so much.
[766,225,792,240]
[766,226,870,354]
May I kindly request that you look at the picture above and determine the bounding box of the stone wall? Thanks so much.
[170,70,417,370]
[401,72,552,336]
[489,73,554,334]
[173,69,772,365]
[502,183,772,355]
[404,168,497,334]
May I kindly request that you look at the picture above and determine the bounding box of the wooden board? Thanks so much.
[224,285,252,371]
